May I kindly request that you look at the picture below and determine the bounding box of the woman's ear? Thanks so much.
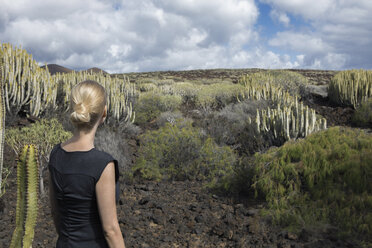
[100,105,107,124]
[103,105,107,118]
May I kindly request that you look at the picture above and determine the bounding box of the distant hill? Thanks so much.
[41,64,109,75]
[82,67,109,74]
[41,64,74,75]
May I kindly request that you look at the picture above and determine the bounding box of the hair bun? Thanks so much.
[71,102,91,123]
[69,80,106,130]
[75,102,87,114]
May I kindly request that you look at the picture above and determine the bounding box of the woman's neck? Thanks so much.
[64,126,98,149]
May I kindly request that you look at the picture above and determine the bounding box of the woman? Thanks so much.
[48,80,126,248]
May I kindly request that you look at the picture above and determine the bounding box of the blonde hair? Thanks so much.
[70,80,107,131]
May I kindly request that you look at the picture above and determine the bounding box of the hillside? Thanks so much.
[40,64,73,75]
[2,67,369,247]
[41,64,108,75]
[82,67,109,74]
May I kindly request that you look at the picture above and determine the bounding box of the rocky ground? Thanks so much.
[0,69,363,248]
[0,157,358,248]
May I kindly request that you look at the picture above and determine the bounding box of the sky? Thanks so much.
[1,0,372,73]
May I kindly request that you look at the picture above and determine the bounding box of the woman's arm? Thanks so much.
[96,162,126,248]
[48,173,60,235]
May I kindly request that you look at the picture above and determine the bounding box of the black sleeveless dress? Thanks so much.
[48,142,120,248]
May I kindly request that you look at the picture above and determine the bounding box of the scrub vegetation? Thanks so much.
[0,43,371,247]
[251,127,371,243]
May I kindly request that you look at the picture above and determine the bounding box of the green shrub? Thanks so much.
[5,118,72,195]
[251,127,372,244]
[157,82,244,110]
[198,99,269,155]
[134,92,182,125]
[136,79,176,92]
[0,166,11,198]
[137,82,157,92]
[155,111,189,128]
[194,83,244,110]
[212,155,256,196]
[352,98,372,128]
[5,118,72,157]
[132,119,236,185]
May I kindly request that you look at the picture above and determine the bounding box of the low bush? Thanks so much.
[95,125,132,173]
[155,111,189,128]
[137,82,157,92]
[132,119,237,185]
[136,79,175,92]
[194,83,244,110]
[269,70,309,97]
[212,155,256,196]
[352,98,372,128]
[5,118,72,157]
[134,92,182,126]
[197,99,272,155]
[5,118,72,195]
[250,127,372,245]
[157,82,244,110]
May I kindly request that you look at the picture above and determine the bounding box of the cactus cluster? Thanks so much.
[0,43,137,123]
[0,48,4,195]
[10,144,39,248]
[53,69,137,122]
[253,100,327,141]
[238,78,294,106]
[328,69,372,109]
[238,70,308,98]
[239,72,327,141]
[0,43,58,117]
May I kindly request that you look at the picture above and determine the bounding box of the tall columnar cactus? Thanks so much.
[9,146,28,248]
[238,73,297,106]
[10,144,39,248]
[53,69,137,123]
[255,100,327,141]
[328,69,372,109]
[0,42,136,123]
[237,71,326,141]
[0,43,58,118]
[0,48,5,196]
[237,71,308,105]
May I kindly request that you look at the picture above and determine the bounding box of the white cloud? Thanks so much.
[2,0,369,71]
[263,0,372,69]
[1,0,278,73]
[269,32,331,54]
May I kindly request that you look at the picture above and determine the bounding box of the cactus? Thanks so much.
[9,146,28,248]
[238,71,327,142]
[329,69,372,109]
[254,98,327,141]
[23,144,39,248]
[237,70,308,105]
[0,43,58,118]
[0,48,5,195]
[52,69,137,123]
[10,144,39,248]
[0,43,136,123]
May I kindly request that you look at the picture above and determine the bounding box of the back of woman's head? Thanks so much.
[70,80,107,131]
